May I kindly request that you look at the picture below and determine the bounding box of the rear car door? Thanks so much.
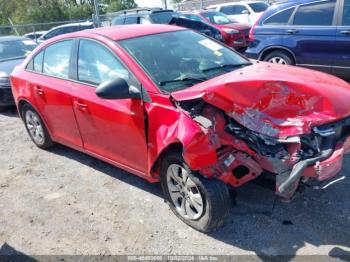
[334,0,350,78]
[26,40,82,148]
[285,0,337,73]
[70,39,148,173]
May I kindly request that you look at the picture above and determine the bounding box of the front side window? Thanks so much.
[0,39,36,62]
[119,30,250,93]
[43,40,73,78]
[201,11,233,25]
[264,7,295,25]
[293,0,336,26]
[78,40,129,86]
[343,0,350,26]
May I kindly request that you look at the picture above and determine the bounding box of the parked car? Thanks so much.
[112,8,223,42]
[23,31,47,41]
[245,0,350,79]
[207,1,269,25]
[37,21,93,43]
[11,24,350,232]
[181,10,251,50]
[0,36,37,110]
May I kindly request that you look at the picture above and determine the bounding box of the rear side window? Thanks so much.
[221,5,248,15]
[248,2,269,13]
[264,7,295,25]
[78,40,129,86]
[33,51,44,72]
[343,0,350,26]
[124,16,138,24]
[293,0,336,26]
[113,16,125,25]
[43,40,73,78]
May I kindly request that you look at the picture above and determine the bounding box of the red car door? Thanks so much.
[29,40,82,148]
[70,39,148,174]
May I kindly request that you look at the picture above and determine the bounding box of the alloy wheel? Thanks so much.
[25,110,45,145]
[166,164,204,220]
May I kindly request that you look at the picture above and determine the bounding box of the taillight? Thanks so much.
[249,13,263,42]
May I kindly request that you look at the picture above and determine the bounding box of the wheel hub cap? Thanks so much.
[268,57,287,64]
[166,164,204,220]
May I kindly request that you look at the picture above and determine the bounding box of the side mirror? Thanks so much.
[96,78,140,100]
[242,10,250,15]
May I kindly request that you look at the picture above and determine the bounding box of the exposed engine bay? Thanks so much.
[175,98,350,199]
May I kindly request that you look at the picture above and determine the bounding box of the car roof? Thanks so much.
[208,1,266,8]
[0,36,28,42]
[63,24,185,41]
[49,21,93,30]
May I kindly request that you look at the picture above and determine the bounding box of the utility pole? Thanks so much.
[93,0,101,27]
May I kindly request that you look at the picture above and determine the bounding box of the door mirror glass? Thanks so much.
[242,10,250,15]
[96,78,140,100]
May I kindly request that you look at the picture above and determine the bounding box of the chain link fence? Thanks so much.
[0,19,93,37]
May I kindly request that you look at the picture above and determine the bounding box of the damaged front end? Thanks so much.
[173,97,350,199]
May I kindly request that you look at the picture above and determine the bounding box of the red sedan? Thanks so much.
[182,10,251,50]
[11,24,350,232]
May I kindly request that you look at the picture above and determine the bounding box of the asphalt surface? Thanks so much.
[0,107,349,261]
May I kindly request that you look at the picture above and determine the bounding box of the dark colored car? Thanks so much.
[112,8,223,42]
[37,22,94,43]
[10,25,350,232]
[0,36,37,110]
[245,0,350,79]
[182,11,251,50]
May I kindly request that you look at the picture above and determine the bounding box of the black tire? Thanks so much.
[22,104,54,149]
[264,50,294,65]
[160,151,231,232]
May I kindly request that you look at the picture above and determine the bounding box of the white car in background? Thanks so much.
[207,1,269,25]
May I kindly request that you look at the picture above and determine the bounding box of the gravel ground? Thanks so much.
[0,107,349,260]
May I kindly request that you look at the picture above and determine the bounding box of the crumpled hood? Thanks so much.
[171,62,350,138]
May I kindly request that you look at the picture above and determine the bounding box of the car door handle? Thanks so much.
[340,30,350,35]
[34,86,44,96]
[286,29,298,34]
[74,101,88,111]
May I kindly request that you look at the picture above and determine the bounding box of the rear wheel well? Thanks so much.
[261,48,296,64]
[18,100,30,119]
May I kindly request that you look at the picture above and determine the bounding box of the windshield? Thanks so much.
[201,11,234,25]
[119,30,250,93]
[248,2,269,12]
[0,39,37,62]
[149,12,178,24]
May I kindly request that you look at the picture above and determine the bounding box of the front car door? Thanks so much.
[334,0,350,78]
[25,40,83,148]
[284,0,337,73]
[70,39,148,175]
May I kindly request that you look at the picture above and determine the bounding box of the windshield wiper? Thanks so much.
[201,63,251,73]
[159,76,207,86]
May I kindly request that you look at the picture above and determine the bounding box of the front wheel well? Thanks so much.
[260,48,296,64]
[151,143,183,177]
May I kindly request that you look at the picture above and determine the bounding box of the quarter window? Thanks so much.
[43,40,73,78]
[78,40,129,86]
[264,8,295,25]
[33,51,44,72]
[343,0,350,26]
[293,0,336,26]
